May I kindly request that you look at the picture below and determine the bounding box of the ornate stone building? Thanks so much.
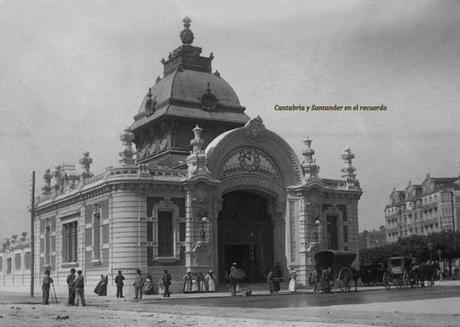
[1,18,362,294]
[385,174,460,243]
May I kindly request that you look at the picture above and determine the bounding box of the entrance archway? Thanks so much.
[218,190,274,282]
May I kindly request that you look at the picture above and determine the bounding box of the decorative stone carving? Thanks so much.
[137,163,149,177]
[79,151,93,179]
[341,147,359,189]
[136,123,169,159]
[119,128,136,166]
[186,125,212,178]
[145,88,156,117]
[42,169,52,194]
[244,116,265,140]
[200,83,218,111]
[190,125,204,155]
[180,16,194,45]
[302,138,320,181]
[53,165,66,192]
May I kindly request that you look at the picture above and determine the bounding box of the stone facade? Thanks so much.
[385,174,460,243]
[0,18,362,294]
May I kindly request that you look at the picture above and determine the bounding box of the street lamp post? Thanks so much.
[200,216,209,241]
[315,218,321,244]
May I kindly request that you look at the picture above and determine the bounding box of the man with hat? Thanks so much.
[162,269,172,297]
[41,269,53,305]
[133,269,145,301]
[66,268,76,305]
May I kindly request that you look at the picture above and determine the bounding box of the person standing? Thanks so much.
[74,270,86,306]
[133,269,145,301]
[229,262,239,296]
[94,274,108,296]
[267,269,274,294]
[182,270,192,293]
[115,271,125,298]
[288,266,297,293]
[191,272,199,293]
[162,269,172,297]
[271,262,283,294]
[66,268,76,306]
[41,270,53,305]
[198,272,206,292]
[205,270,216,292]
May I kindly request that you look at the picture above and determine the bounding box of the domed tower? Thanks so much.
[130,17,249,168]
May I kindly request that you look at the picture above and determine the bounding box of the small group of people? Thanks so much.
[183,270,217,293]
[66,268,87,306]
[267,263,298,294]
[133,269,172,299]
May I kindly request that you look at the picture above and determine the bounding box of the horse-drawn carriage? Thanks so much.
[311,250,357,293]
[360,262,386,286]
[382,256,412,288]
[383,256,437,289]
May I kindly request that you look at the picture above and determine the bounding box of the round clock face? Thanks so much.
[238,149,260,170]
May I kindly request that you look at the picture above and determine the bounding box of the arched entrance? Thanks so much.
[218,190,274,282]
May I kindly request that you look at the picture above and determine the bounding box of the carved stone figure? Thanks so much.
[79,151,93,179]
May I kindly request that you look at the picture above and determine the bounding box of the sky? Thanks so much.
[0,0,459,237]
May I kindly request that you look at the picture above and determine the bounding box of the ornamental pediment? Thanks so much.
[220,146,282,181]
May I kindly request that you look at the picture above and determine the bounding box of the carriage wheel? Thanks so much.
[402,271,410,288]
[383,271,391,289]
[338,267,353,292]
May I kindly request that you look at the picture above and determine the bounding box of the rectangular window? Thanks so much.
[147,246,154,266]
[158,211,173,257]
[7,258,12,274]
[45,225,51,265]
[62,221,78,263]
[93,211,101,260]
[15,254,21,270]
[147,221,153,242]
[24,252,31,269]
[326,215,338,250]
[343,225,348,243]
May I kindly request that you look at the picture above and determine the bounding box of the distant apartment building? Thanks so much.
[359,226,386,249]
[385,173,460,243]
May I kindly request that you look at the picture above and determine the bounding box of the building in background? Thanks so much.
[0,233,31,289]
[359,226,386,249]
[385,174,460,243]
[0,18,362,294]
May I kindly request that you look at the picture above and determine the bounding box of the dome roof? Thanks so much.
[130,18,248,131]
[137,70,241,115]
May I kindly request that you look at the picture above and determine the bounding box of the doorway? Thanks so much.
[218,190,274,282]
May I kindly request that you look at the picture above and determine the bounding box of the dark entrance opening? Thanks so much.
[218,190,274,283]
[326,215,338,250]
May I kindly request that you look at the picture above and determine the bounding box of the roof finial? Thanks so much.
[341,147,359,189]
[301,137,320,181]
[180,16,194,45]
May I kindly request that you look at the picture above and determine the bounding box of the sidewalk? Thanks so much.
[83,279,460,303]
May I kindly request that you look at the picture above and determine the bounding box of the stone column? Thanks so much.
[110,185,147,296]
[183,182,221,277]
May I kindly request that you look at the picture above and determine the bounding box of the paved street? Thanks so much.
[0,283,459,326]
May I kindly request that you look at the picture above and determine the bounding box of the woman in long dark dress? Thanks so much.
[94,274,108,296]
